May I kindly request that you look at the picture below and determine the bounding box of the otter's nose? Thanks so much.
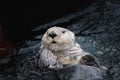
[49,31,57,39]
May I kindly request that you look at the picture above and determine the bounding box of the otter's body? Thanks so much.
[38,27,100,69]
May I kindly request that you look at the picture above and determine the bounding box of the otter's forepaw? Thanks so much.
[80,54,100,68]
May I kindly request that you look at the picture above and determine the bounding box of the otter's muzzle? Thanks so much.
[49,31,57,39]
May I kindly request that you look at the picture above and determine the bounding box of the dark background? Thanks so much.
[0,0,97,42]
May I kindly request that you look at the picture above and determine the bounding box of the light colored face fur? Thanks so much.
[42,27,75,51]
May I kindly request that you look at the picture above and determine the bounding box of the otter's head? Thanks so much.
[42,27,75,52]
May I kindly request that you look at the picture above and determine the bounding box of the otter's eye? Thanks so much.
[62,30,66,34]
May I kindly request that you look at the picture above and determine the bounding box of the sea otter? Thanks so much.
[3,26,104,80]
[38,26,100,69]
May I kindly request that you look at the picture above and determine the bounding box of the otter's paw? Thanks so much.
[80,54,100,68]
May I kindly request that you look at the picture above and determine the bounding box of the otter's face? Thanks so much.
[42,27,75,51]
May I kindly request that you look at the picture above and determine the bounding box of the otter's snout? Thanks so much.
[49,31,57,39]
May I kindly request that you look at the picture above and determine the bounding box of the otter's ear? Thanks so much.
[80,54,100,68]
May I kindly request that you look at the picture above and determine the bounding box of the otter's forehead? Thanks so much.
[47,27,71,32]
